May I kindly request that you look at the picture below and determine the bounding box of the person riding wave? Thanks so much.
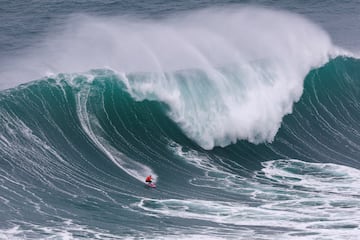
[145,175,153,184]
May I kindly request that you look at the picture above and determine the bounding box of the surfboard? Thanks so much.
[146,183,156,188]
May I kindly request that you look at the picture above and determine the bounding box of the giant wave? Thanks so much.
[0,6,337,149]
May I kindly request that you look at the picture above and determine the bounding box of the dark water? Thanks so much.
[0,1,359,239]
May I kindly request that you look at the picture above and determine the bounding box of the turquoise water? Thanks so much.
[0,1,360,239]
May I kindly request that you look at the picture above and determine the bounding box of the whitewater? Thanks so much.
[0,1,359,240]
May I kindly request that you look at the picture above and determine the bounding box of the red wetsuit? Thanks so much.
[145,176,152,183]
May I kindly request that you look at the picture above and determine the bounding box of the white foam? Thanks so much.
[261,159,360,194]
[0,220,124,240]
[132,158,360,239]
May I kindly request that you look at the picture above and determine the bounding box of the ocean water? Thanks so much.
[0,1,360,239]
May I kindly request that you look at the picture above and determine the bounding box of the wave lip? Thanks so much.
[119,7,336,149]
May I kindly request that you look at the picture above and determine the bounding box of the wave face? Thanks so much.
[1,56,360,239]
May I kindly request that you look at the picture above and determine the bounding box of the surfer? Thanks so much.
[145,175,153,184]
